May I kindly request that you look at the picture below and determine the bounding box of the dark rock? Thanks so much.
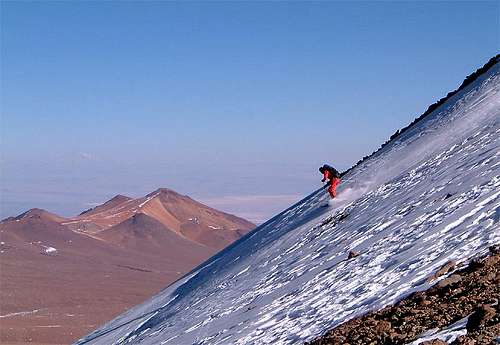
[468,258,484,270]
[437,274,462,288]
[483,255,499,267]
[338,212,350,221]
[348,250,360,259]
[444,193,454,200]
[466,304,496,331]
[374,320,392,334]
[452,336,475,345]
[418,299,432,307]
[427,260,456,282]
[489,244,500,255]
[420,339,447,345]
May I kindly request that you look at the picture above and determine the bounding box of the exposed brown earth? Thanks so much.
[64,188,253,250]
[0,188,254,345]
[306,246,499,345]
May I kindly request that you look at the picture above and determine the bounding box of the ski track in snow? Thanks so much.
[76,64,500,345]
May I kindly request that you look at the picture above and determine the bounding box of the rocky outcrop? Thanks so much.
[306,252,499,345]
[348,250,360,259]
[426,260,456,282]
[420,340,448,345]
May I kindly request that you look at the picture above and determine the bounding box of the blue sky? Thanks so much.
[1,1,498,223]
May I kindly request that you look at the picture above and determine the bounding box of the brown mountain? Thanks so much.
[97,213,213,260]
[64,188,253,251]
[0,188,254,345]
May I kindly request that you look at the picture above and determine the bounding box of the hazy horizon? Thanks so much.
[1,1,498,223]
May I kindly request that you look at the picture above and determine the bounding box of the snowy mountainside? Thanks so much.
[76,60,500,345]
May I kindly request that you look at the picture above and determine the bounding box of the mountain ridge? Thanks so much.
[341,54,500,177]
[0,187,255,345]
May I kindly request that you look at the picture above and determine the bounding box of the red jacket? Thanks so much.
[322,170,338,182]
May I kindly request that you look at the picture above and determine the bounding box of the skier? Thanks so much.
[319,164,341,198]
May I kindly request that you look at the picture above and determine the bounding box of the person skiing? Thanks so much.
[319,164,341,198]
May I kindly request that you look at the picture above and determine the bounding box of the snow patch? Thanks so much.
[42,246,58,255]
[408,316,469,344]
[0,309,41,318]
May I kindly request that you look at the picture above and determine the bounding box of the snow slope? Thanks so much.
[76,60,500,345]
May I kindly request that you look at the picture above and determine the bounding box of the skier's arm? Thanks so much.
[321,171,329,182]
